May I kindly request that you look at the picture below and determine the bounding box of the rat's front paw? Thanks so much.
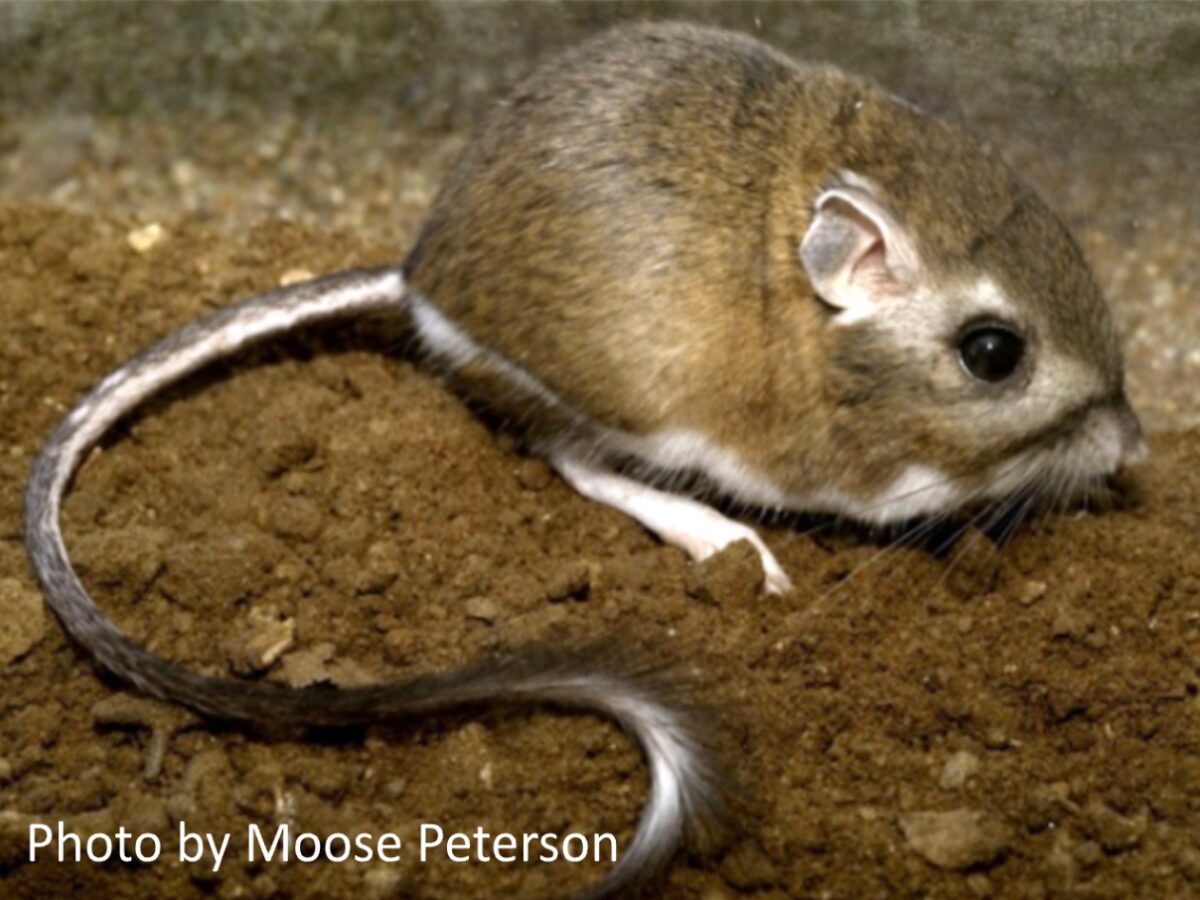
[741,534,793,595]
[550,455,793,594]
[759,553,794,595]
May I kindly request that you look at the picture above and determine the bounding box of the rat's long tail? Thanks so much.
[23,267,727,899]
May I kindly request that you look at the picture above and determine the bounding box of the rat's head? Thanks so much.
[796,168,1145,525]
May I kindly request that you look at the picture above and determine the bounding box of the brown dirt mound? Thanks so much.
[2,206,1198,898]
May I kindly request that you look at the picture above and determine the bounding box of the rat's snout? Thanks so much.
[1112,395,1148,467]
[1075,395,1147,477]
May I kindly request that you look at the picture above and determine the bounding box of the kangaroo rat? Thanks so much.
[25,21,1144,898]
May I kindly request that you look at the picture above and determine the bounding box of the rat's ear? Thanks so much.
[799,177,920,322]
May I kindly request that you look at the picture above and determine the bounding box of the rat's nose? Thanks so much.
[1113,395,1147,467]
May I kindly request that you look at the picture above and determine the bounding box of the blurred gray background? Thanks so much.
[0,1,1197,428]
[2,2,1198,149]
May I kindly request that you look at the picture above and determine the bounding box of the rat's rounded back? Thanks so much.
[406,21,1143,523]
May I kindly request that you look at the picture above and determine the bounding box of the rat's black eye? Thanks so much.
[958,326,1024,382]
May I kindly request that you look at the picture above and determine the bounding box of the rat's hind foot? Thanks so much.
[551,453,793,595]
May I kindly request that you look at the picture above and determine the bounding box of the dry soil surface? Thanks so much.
[1,206,1200,900]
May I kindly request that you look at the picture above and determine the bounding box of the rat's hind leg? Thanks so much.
[551,453,793,595]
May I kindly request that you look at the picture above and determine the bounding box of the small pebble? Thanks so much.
[899,809,1012,870]
[1018,579,1048,606]
[228,607,296,676]
[127,222,165,253]
[939,750,981,791]
[463,596,500,624]
[541,561,592,603]
[264,495,325,542]
[170,159,198,188]
[278,267,315,287]
[277,643,374,689]
[277,643,337,688]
